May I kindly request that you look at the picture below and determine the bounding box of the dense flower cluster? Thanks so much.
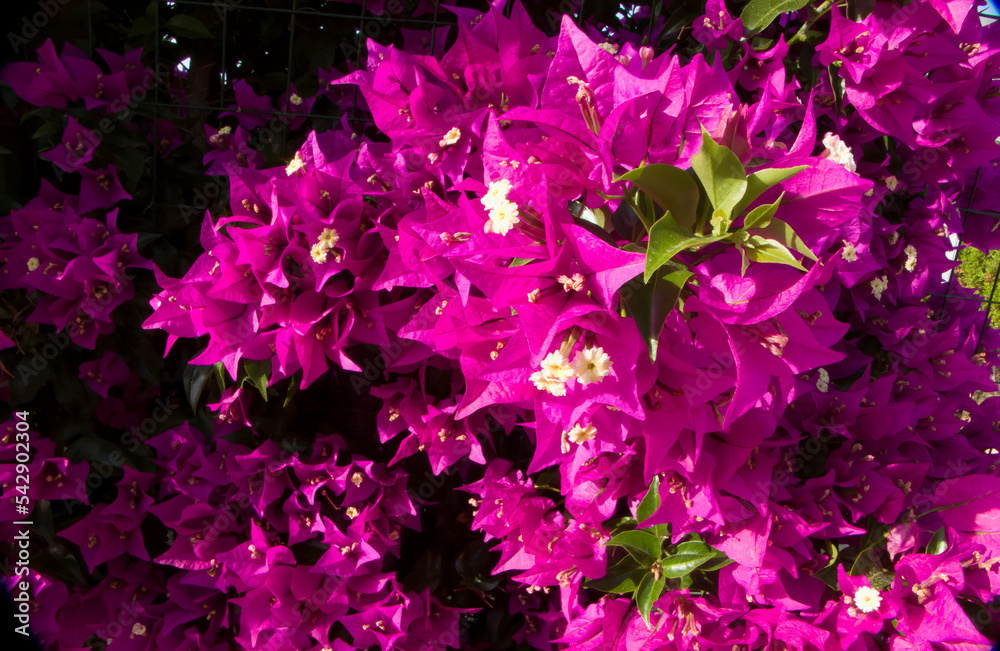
[2,0,1000,649]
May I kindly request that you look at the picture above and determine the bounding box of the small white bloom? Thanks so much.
[540,351,574,382]
[285,151,305,176]
[439,127,461,147]
[888,231,900,246]
[567,423,597,445]
[317,227,339,247]
[27,257,40,272]
[484,199,520,236]
[289,93,303,106]
[884,175,898,191]
[557,273,586,292]
[209,125,232,145]
[131,623,148,636]
[821,132,857,173]
[572,347,613,386]
[310,243,328,263]
[870,275,889,301]
[310,227,340,263]
[530,371,567,396]
[816,368,830,393]
[904,244,917,272]
[841,241,857,263]
[853,586,882,613]
[481,179,513,211]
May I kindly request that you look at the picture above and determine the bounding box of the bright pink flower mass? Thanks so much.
[2,0,1000,649]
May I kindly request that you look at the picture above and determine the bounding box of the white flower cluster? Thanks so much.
[822,132,857,173]
[530,347,613,396]
[870,275,889,301]
[439,127,461,147]
[903,244,918,272]
[816,367,830,393]
[481,179,520,236]
[310,228,340,263]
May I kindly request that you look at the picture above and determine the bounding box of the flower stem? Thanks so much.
[786,0,837,47]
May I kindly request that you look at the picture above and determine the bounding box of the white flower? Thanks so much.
[884,175,898,191]
[530,371,567,396]
[870,275,889,301]
[557,273,586,292]
[289,93,303,106]
[439,127,461,147]
[317,227,339,247]
[310,227,340,263]
[853,586,882,613]
[208,126,232,145]
[841,241,857,263]
[540,351,574,382]
[27,257,40,272]
[572,347,613,386]
[816,368,830,393]
[285,151,305,176]
[567,423,597,445]
[821,132,857,173]
[481,179,513,211]
[484,199,520,236]
[904,244,917,272]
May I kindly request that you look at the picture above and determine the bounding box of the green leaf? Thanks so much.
[645,211,727,283]
[740,0,811,33]
[167,15,214,39]
[636,475,661,524]
[648,523,671,539]
[635,571,666,627]
[183,364,214,411]
[128,15,155,37]
[750,217,818,261]
[618,164,700,231]
[689,126,747,219]
[697,555,736,572]
[733,166,807,217]
[621,266,693,360]
[585,556,648,593]
[829,64,845,117]
[213,361,228,393]
[242,359,271,402]
[605,530,662,566]
[710,208,729,235]
[674,540,712,556]
[579,206,606,228]
[925,527,948,555]
[744,235,807,271]
[742,195,784,229]
[659,553,717,578]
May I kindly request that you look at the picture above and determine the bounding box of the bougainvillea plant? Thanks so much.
[2,0,1000,649]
